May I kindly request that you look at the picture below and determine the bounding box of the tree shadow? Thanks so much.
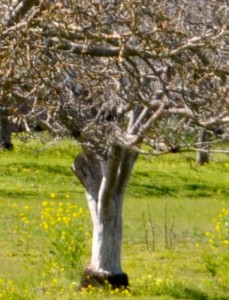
[129,182,175,196]
[170,285,229,300]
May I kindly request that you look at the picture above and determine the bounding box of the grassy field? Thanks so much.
[0,137,228,300]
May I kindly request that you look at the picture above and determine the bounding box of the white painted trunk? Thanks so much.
[72,147,137,284]
[89,193,123,274]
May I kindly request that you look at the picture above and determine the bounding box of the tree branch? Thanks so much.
[5,0,40,27]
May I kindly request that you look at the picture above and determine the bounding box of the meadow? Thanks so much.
[0,136,228,300]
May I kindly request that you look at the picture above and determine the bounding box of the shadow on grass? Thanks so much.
[169,285,229,300]
[129,182,175,196]
[0,189,38,200]
[2,162,73,176]
[185,183,229,197]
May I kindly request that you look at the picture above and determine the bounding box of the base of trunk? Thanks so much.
[196,151,209,165]
[81,269,129,289]
[0,142,13,150]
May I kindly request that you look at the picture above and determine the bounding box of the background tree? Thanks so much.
[0,0,229,288]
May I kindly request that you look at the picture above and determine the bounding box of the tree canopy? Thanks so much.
[1,0,229,154]
[1,0,229,289]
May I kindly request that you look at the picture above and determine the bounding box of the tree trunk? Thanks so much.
[72,146,138,289]
[0,117,13,150]
[196,128,210,165]
[81,192,128,288]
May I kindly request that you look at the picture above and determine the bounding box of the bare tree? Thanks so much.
[0,0,229,288]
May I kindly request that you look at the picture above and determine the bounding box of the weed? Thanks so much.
[39,198,88,275]
[202,201,229,285]
[142,204,176,251]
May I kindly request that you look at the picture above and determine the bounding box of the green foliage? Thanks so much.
[0,195,89,299]
[39,198,88,275]
[202,203,229,281]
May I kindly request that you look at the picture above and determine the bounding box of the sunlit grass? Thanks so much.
[0,137,228,299]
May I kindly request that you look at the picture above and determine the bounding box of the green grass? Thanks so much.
[0,137,228,299]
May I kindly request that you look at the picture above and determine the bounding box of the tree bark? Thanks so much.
[196,128,210,165]
[72,146,137,289]
[0,117,13,150]
[5,0,40,27]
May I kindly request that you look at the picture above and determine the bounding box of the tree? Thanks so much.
[0,0,229,288]
[0,116,14,149]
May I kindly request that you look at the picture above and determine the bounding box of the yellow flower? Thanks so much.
[70,282,77,290]
[41,222,48,230]
[67,246,73,252]
[222,240,229,245]
[155,278,163,286]
[63,217,70,224]
[122,289,131,296]
[58,207,63,213]
[215,222,221,231]
[222,208,227,214]
[50,193,56,199]
[45,291,51,296]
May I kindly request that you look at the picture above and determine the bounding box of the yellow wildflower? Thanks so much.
[222,240,229,245]
[215,222,221,231]
[50,192,56,199]
[205,231,211,237]
[155,278,163,286]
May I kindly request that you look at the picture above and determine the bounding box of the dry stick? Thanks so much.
[170,216,175,250]
[142,211,149,250]
[164,204,169,249]
[164,203,176,250]
[148,204,156,251]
